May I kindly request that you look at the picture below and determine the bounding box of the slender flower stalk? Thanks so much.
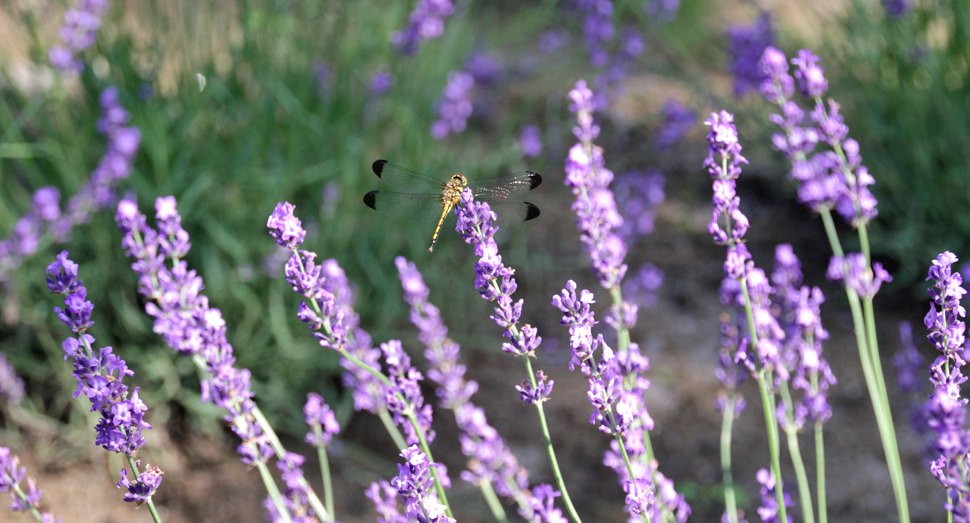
[714,310,747,523]
[0,447,61,522]
[704,109,788,522]
[453,189,579,523]
[396,256,556,522]
[115,196,324,523]
[266,202,451,518]
[0,88,139,285]
[304,393,340,522]
[759,46,909,523]
[45,250,162,520]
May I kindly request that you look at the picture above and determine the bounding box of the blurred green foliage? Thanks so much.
[832,0,970,286]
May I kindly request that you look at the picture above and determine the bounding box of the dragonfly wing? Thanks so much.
[363,190,444,224]
[372,159,448,194]
[481,200,541,227]
[468,171,542,200]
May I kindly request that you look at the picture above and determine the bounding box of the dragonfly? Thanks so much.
[363,159,542,252]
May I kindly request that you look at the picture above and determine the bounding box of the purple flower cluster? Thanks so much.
[826,252,892,300]
[552,280,689,521]
[431,71,475,140]
[371,70,395,95]
[395,257,535,506]
[0,353,25,406]
[655,99,696,151]
[390,446,454,523]
[613,169,665,245]
[565,81,629,294]
[0,88,139,284]
[48,0,109,72]
[116,465,163,505]
[304,393,340,448]
[714,313,748,415]
[772,245,836,425]
[46,250,160,504]
[756,468,793,523]
[894,321,924,395]
[622,263,663,310]
[263,452,314,522]
[527,484,568,523]
[574,1,645,108]
[519,125,543,158]
[0,448,61,521]
[759,47,878,227]
[727,13,775,97]
[391,0,454,55]
[923,252,970,518]
[116,197,273,468]
[883,0,910,18]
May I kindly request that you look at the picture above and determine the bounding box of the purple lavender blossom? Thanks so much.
[728,13,774,97]
[895,321,924,395]
[465,52,503,87]
[614,169,665,244]
[577,0,615,68]
[391,446,454,523]
[431,71,475,140]
[391,0,454,55]
[826,253,892,299]
[116,197,274,470]
[883,0,909,17]
[395,256,533,501]
[519,125,543,158]
[116,465,163,505]
[371,70,395,95]
[655,99,696,151]
[644,0,680,23]
[0,353,24,405]
[526,484,568,523]
[923,252,970,517]
[565,80,629,292]
[714,313,748,414]
[622,263,663,309]
[263,452,314,522]
[366,479,407,523]
[0,448,60,521]
[304,393,340,448]
[756,468,793,523]
[48,0,109,72]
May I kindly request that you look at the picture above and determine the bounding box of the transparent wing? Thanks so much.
[363,190,444,224]
[478,200,541,226]
[468,171,542,200]
[372,159,448,194]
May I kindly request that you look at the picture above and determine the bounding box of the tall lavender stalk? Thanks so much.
[45,250,162,519]
[759,46,909,522]
[704,110,788,522]
[0,447,61,522]
[115,196,326,522]
[453,189,580,523]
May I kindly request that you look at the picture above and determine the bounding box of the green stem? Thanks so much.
[778,383,815,523]
[479,480,509,523]
[257,459,292,523]
[317,442,334,522]
[815,420,827,523]
[522,356,583,523]
[720,395,739,523]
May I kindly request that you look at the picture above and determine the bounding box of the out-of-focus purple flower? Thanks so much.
[48,0,110,72]
[826,253,892,299]
[756,468,793,523]
[526,484,568,523]
[578,0,615,68]
[655,99,696,151]
[431,71,475,140]
[714,312,748,414]
[519,125,543,158]
[728,13,775,97]
[895,320,924,395]
[391,445,454,523]
[0,89,138,284]
[391,0,455,55]
[304,393,339,448]
[0,353,24,405]
[313,61,331,96]
[263,452,315,522]
[883,0,909,17]
[539,28,569,53]
[614,169,665,244]
[116,465,163,505]
[0,447,60,521]
[366,480,407,523]
[644,0,680,22]
[370,70,394,95]
[622,263,663,309]
[465,52,503,86]
[395,256,532,501]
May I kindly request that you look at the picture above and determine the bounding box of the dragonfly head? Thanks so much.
[451,173,468,188]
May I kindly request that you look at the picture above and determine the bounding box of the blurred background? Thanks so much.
[1,0,968,521]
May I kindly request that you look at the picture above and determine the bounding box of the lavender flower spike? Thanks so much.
[0,447,62,521]
[46,251,160,506]
[48,0,110,72]
[391,0,454,55]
